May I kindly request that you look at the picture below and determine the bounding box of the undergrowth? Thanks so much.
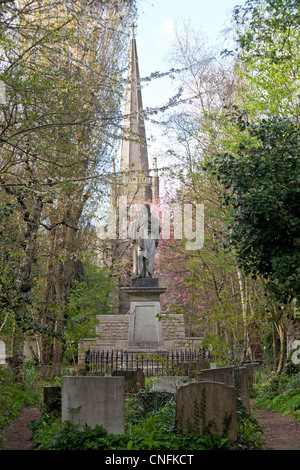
[0,365,272,451]
[252,367,300,423]
[0,365,40,439]
[29,386,264,450]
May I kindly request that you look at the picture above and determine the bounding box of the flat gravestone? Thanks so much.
[175,381,237,441]
[62,376,125,434]
[153,376,191,393]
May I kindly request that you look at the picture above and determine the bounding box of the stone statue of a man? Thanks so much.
[129,204,160,278]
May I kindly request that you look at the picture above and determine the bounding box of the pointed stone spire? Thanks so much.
[120,25,149,173]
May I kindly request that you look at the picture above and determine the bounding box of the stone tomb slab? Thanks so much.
[197,366,236,386]
[197,365,250,411]
[153,376,192,393]
[62,376,125,434]
[175,381,237,441]
[112,369,145,393]
[123,282,167,353]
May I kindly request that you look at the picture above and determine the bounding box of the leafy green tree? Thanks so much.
[210,115,300,372]
[0,0,137,373]
[61,262,118,363]
[232,0,300,119]
[145,23,268,364]
[0,201,20,335]
[212,116,300,305]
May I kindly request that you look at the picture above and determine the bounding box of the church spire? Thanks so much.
[120,26,149,173]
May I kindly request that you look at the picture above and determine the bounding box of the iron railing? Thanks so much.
[85,348,210,376]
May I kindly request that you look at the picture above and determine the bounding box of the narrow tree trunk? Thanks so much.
[12,193,43,379]
[41,199,83,364]
[272,322,278,372]
[236,264,249,361]
[270,301,286,375]
[276,319,286,375]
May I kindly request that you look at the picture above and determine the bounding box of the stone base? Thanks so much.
[131,277,159,288]
[125,348,168,356]
[122,278,167,352]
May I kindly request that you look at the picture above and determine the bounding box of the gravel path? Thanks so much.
[0,406,41,451]
[252,407,300,450]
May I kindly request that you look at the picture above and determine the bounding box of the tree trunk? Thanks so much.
[270,301,286,375]
[40,199,83,364]
[272,322,278,372]
[12,193,43,379]
[276,319,286,375]
[236,264,249,361]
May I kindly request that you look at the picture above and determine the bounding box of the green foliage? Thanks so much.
[29,385,264,451]
[29,418,113,450]
[62,262,117,362]
[212,116,300,304]
[131,388,172,419]
[237,411,264,450]
[0,202,22,335]
[232,0,300,118]
[68,262,117,317]
[0,366,40,436]
[253,372,300,422]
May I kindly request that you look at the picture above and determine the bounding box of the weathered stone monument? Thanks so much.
[123,278,167,353]
[196,365,252,411]
[62,376,125,434]
[153,376,192,393]
[123,204,167,354]
[89,27,190,356]
[112,369,145,393]
[129,203,160,279]
[175,381,238,441]
[197,366,236,387]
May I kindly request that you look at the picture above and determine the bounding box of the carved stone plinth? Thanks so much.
[123,278,167,354]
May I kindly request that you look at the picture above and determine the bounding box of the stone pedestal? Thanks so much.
[123,278,167,354]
